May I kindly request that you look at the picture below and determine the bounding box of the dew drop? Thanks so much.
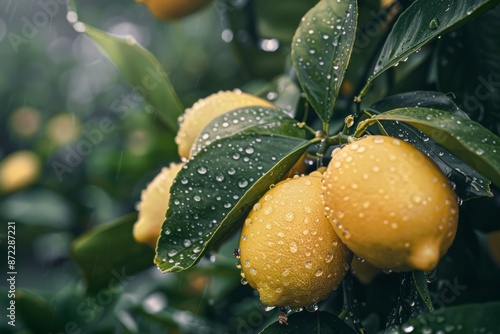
[197,166,207,175]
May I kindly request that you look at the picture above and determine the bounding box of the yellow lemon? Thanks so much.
[238,171,352,307]
[351,257,382,284]
[175,90,276,160]
[0,151,41,193]
[323,135,458,272]
[136,0,213,20]
[133,162,184,248]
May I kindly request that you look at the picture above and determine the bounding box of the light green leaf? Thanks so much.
[291,0,357,126]
[70,213,154,294]
[66,0,184,131]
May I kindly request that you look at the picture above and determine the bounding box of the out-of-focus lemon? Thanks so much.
[0,151,41,193]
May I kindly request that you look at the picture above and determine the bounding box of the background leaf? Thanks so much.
[367,0,500,86]
[156,131,314,272]
[291,0,357,127]
[437,5,500,135]
[70,213,154,294]
[66,0,184,132]
[260,311,356,333]
[356,108,500,188]
[386,301,500,333]
[15,289,66,333]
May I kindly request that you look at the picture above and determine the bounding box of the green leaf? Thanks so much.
[70,213,155,294]
[291,0,357,126]
[260,311,356,333]
[386,301,500,333]
[66,0,184,132]
[412,271,434,312]
[368,92,492,199]
[356,108,500,189]
[367,0,500,86]
[15,289,66,332]
[437,5,500,135]
[156,130,314,272]
[191,107,305,157]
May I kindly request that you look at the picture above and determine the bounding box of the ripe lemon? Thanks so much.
[0,150,41,193]
[136,0,213,20]
[323,135,458,272]
[351,257,382,284]
[238,171,352,308]
[133,162,184,248]
[175,90,276,160]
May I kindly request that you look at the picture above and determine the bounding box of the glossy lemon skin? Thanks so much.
[239,171,352,307]
[323,135,459,272]
[136,0,213,20]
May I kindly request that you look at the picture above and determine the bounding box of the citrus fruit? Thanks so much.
[136,0,213,20]
[175,90,276,160]
[133,162,184,248]
[0,150,41,193]
[351,257,382,284]
[323,135,459,272]
[238,171,352,308]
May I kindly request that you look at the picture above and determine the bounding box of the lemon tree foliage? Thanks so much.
[66,0,184,132]
[291,0,357,127]
[156,109,313,272]
[366,0,500,86]
[356,108,500,188]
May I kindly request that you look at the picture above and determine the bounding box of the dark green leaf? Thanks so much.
[156,133,315,272]
[66,0,184,132]
[16,289,65,332]
[70,213,155,294]
[370,91,465,115]
[191,107,305,157]
[386,301,500,333]
[367,0,500,85]
[260,311,356,334]
[291,0,357,125]
[356,108,500,189]
[437,5,500,135]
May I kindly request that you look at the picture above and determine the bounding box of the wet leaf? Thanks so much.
[367,0,500,86]
[66,0,184,132]
[70,213,154,294]
[437,6,500,135]
[386,301,500,333]
[256,75,302,119]
[260,311,356,333]
[156,131,315,272]
[191,107,305,157]
[356,108,500,189]
[291,0,357,125]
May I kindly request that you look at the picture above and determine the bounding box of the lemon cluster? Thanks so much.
[238,135,458,308]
